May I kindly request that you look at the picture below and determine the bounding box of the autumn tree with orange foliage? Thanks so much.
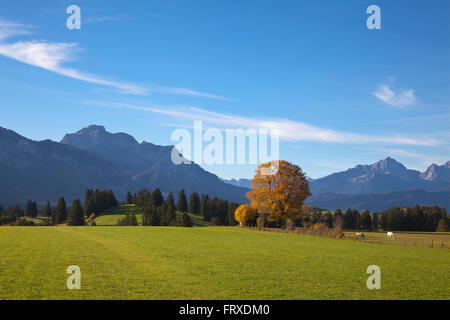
[246,161,311,226]
[234,204,256,226]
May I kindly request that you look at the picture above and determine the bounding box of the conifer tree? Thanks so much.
[176,189,188,212]
[152,188,164,208]
[43,201,52,217]
[126,192,133,204]
[68,199,84,226]
[188,192,200,214]
[53,196,67,224]
[25,199,33,217]
[161,193,176,226]
[31,201,38,218]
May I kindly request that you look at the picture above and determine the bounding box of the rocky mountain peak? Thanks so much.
[371,157,406,173]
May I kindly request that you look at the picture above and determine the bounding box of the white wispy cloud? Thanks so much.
[84,100,443,147]
[84,15,130,24]
[0,18,229,98]
[0,19,32,40]
[372,83,417,107]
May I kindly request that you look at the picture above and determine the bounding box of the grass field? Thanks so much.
[0,226,449,300]
[94,204,211,227]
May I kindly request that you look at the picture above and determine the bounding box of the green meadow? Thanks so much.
[0,226,448,300]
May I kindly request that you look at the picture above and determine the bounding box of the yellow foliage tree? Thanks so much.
[246,160,311,223]
[234,204,256,227]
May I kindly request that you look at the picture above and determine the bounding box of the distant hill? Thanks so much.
[61,125,249,203]
[306,189,450,212]
[221,178,252,189]
[0,126,137,205]
[309,157,450,195]
[0,125,249,206]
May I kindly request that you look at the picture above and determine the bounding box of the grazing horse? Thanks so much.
[387,232,396,240]
[355,232,365,239]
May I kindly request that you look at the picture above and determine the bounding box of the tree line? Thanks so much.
[265,205,449,232]
[0,187,239,227]
[120,189,239,227]
[0,189,118,226]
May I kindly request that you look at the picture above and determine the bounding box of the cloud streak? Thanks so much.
[84,100,443,147]
[0,18,229,98]
[0,19,32,40]
[372,84,417,107]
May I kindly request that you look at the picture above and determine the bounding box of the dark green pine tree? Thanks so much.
[53,196,67,224]
[142,211,152,226]
[130,213,138,226]
[25,199,33,217]
[84,197,95,218]
[188,192,201,214]
[161,192,176,226]
[142,199,161,226]
[68,199,85,226]
[176,189,188,212]
[227,202,239,226]
[43,201,52,217]
[31,201,38,218]
[126,192,133,204]
[166,192,176,209]
[83,189,94,217]
[152,188,164,208]
[0,205,4,216]
[360,210,372,231]
[200,194,209,217]
[106,189,118,208]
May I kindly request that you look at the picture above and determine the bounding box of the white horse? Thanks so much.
[355,232,365,239]
[387,232,396,240]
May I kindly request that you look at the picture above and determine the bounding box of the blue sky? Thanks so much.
[0,0,449,179]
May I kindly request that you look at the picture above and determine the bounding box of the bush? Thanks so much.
[174,213,193,227]
[210,217,221,226]
[12,218,35,226]
[36,219,54,226]
[0,215,16,225]
[234,204,256,227]
[436,218,449,232]
[117,214,138,226]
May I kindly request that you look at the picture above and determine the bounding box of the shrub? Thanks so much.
[234,204,256,227]
[436,218,449,232]
[174,213,193,227]
[210,217,221,226]
[13,218,35,226]
[117,214,138,226]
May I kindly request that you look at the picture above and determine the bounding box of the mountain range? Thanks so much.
[303,158,450,211]
[0,125,248,206]
[0,125,449,211]
[305,189,450,212]
[308,157,450,195]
